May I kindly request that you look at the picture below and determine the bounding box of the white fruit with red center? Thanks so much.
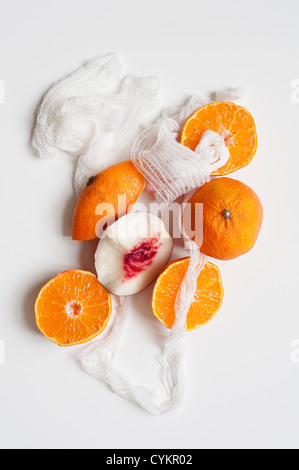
[95,212,173,296]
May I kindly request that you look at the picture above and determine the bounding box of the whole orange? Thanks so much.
[187,178,263,260]
[72,161,145,241]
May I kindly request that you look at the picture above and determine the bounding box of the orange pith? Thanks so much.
[152,258,223,331]
[72,160,146,241]
[180,101,257,175]
[34,270,112,346]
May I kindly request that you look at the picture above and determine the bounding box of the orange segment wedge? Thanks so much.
[180,101,257,175]
[35,270,112,346]
[152,258,223,331]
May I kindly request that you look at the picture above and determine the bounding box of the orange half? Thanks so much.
[152,258,224,331]
[35,270,112,346]
[180,101,257,175]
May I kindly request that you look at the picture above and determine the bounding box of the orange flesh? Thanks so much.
[180,102,257,175]
[152,258,223,331]
[35,270,112,346]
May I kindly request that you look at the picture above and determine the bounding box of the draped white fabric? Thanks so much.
[32,52,242,415]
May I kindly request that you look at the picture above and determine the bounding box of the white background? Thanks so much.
[0,0,299,450]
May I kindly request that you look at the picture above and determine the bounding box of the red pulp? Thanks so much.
[124,238,160,280]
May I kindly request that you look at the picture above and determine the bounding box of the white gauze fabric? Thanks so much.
[82,90,243,415]
[32,52,160,196]
[131,96,232,204]
[32,53,242,415]
[81,203,205,416]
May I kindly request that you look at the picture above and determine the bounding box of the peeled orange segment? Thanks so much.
[35,270,112,346]
[152,258,223,331]
[180,101,257,175]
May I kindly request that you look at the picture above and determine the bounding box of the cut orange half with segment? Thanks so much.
[180,101,257,175]
[35,270,112,346]
[152,258,223,331]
